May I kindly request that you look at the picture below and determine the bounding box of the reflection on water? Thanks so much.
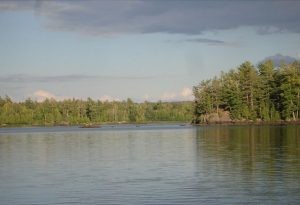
[194,125,300,204]
[0,125,299,204]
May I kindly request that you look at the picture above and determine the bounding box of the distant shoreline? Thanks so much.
[0,121,191,128]
[1,120,300,129]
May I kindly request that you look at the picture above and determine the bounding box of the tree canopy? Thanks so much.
[193,60,300,123]
[0,97,193,126]
[1,60,299,126]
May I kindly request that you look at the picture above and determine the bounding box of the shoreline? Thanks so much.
[193,120,300,126]
[1,120,300,129]
[0,121,191,129]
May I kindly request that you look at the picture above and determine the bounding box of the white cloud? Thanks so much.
[33,90,71,102]
[34,90,57,102]
[180,87,194,100]
[158,87,194,102]
[161,92,177,101]
[143,94,150,101]
[99,95,119,102]
[298,53,300,59]
[181,87,192,97]
[33,90,120,102]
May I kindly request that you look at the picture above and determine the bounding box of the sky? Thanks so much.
[0,0,300,102]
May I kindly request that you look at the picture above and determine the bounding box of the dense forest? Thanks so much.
[0,97,193,126]
[193,60,300,123]
[1,60,299,127]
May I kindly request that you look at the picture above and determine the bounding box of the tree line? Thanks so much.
[1,59,299,126]
[0,97,193,126]
[193,60,300,123]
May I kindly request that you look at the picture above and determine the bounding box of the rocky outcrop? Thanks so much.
[200,111,232,124]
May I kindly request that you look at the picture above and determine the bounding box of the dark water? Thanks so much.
[0,124,299,205]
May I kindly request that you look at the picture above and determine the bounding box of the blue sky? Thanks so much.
[0,0,300,102]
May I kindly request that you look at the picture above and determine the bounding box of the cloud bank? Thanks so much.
[99,95,120,102]
[33,89,59,102]
[160,87,193,102]
[166,38,239,47]
[1,1,300,35]
[0,74,154,83]
[33,90,120,102]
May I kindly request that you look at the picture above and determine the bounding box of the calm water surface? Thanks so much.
[0,124,299,205]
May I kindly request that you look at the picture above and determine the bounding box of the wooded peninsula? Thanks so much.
[0,60,299,126]
[193,60,300,123]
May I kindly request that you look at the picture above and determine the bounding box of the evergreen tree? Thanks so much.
[193,60,300,123]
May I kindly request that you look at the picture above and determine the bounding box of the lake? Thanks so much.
[0,124,299,205]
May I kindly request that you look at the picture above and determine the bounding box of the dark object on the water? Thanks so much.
[80,124,101,128]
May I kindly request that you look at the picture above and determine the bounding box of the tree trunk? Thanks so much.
[292,112,296,121]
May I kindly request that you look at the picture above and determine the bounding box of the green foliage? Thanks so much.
[0,97,193,126]
[193,60,300,122]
